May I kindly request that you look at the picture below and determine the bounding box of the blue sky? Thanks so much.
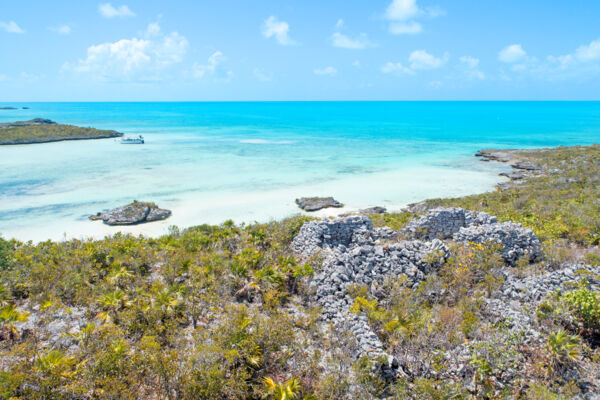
[1,0,600,101]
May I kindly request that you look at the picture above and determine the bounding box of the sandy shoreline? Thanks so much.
[3,159,511,243]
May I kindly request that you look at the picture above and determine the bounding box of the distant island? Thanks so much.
[0,118,123,145]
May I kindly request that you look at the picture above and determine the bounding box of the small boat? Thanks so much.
[121,135,144,144]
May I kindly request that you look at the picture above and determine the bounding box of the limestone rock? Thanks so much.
[402,207,540,265]
[359,206,387,215]
[295,197,343,212]
[453,222,541,265]
[402,207,497,241]
[292,215,448,362]
[90,201,171,226]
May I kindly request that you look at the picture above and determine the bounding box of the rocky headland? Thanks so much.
[0,118,123,145]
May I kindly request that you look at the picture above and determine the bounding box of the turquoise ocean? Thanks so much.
[0,102,599,241]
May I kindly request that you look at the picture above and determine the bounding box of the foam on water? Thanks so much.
[0,102,598,242]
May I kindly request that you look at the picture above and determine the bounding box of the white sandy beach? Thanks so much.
[3,162,509,242]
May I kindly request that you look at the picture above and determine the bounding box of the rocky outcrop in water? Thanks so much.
[295,197,343,212]
[90,201,171,226]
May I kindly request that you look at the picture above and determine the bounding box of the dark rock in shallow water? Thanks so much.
[295,196,343,212]
[359,206,387,215]
[90,201,171,225]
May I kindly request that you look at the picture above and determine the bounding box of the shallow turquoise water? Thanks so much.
[0,102,599,241]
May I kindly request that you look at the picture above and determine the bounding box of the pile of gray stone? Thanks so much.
[483,263,600,339]
[402,207,498,240]
[291,208,543,365]
[403,207,541,265]
[292,216,448,362]
[291,208,600,391]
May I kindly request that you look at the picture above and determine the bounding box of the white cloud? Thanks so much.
[460,56,485,80]
[382,50,446,76]
[145,22,161,37]
[547,54,573,70]
[380,61,413,74]
[425,6,446,18]
[385,0,420,21]
[99,3,135,18]
[0,21,25,34]
[20,72,44,82]
[331,32,374,49]
[352,60,361,67]
[389,21,422,35]
[253,68,272,82]
[50,25,71,35]
[459,56,479,69]
[335,19,344,29]
[499,44,526,63]
[63,23,187,81]
[261,16,297,46]
[574,38,600,62]
[384,0,443,35]
[409,50,447,70]
[544,38,600,72]
[314,66,337,76]
[192,51,233,82]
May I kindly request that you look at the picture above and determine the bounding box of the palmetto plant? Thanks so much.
[108,265,134,287]
[152,287,182,317]
[97,289,131,324]
[0,304,29,339]
[67,322,96,349]
[547,329,580,372]
[35,350,76,378]
[262,377,301,400]
[0,283,10,307]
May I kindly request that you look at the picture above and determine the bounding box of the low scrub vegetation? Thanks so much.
[0,123,122,144]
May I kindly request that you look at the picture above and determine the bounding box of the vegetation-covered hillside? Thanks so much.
[0,145,599,399]
[0,119,122,145]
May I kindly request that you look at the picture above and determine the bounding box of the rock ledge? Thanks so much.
[90,201,171,226]
[295,196,343,211]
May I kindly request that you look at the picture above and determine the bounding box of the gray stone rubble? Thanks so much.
[403,207,541,265]
[484,263,600,338]
[291,208,546,368]
[292,215,448,361]
[402,207,498,240]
